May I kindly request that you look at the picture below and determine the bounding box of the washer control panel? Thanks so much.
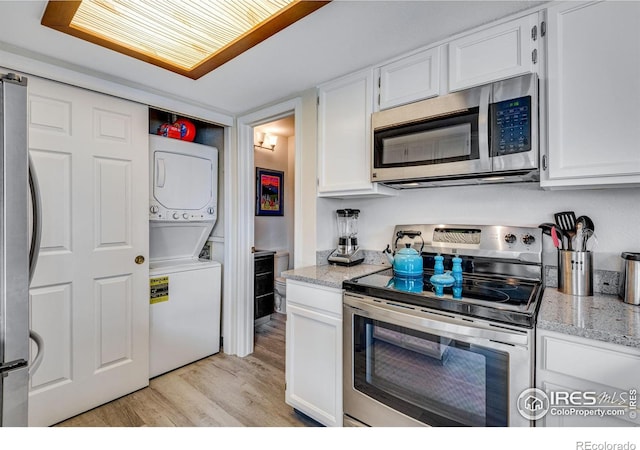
[149,204,216,222]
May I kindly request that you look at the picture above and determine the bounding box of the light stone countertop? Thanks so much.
[282,263,388,289]
[537,288,640,349]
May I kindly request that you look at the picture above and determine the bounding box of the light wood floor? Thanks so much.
[56,313,318,427]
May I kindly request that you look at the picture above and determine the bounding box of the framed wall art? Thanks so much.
[256,168,284,216]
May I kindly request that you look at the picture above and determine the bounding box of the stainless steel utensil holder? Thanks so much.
[558,250,593,296]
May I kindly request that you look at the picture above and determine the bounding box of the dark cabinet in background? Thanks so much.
[254,251,275,320]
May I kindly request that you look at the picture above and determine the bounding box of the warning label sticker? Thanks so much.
[150,276,169,304]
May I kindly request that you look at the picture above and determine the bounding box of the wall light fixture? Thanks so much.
[254,132,278,151]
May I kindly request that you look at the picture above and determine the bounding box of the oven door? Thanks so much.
[343,293,533,427]
[371,83,491,183]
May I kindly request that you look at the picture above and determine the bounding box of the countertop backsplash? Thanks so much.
[544,265,621,296]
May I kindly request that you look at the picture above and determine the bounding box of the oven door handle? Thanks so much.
[344,294,528,347]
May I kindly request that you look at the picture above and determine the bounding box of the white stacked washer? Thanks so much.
[148,135,221,378]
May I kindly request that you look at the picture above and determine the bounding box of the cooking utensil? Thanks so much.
[576,215,595,251]
[582,229,597,251]
[551,226,561,249]
[554,211,577,250]
[574,222,584,251]
[538,222,555,236]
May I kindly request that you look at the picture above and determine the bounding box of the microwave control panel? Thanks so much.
[491,95,531,156]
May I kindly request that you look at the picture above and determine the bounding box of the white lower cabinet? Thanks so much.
[536,330,640,427]
[285,279,343,427]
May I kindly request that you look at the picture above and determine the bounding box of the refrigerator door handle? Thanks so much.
[28,154,42,284]
[28,330,44,376]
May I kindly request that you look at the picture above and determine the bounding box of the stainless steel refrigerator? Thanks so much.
[0,72,43,427]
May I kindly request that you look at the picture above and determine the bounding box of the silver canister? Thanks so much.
[620,252,640,305]
[558,250,593,296]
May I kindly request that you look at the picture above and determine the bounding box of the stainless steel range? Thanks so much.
[342,224,544,427]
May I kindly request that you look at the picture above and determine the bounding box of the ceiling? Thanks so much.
[0,1,545,117]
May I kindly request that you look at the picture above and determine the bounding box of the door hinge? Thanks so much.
[542,154,548,171]
[541,21,546,37]
[531,25,538,41]
[532,49,538,64]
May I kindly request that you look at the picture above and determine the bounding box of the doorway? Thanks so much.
[253,115,295,328]
[228,97,307,358]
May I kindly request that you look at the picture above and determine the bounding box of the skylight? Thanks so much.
[41,0,330,79]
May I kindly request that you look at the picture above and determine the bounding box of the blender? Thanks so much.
[328,209,364,266]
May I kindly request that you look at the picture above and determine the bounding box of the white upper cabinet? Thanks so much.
[448,13,539,91]
[317,68,395,198]
[541,1,640,188]
[377,46,441,110]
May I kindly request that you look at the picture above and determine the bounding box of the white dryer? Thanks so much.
[148,135,221,378]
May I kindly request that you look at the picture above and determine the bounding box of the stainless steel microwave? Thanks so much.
[371,73,538,188]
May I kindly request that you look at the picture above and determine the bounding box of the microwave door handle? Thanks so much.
[478,85,492,171]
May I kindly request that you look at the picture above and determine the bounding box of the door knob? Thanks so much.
[135,255,145,264]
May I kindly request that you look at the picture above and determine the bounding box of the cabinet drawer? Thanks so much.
[541,334,640,390]
[255,256,274,275]
[255,272,274,297]
[255,293,274,319]
[286,280,343,316]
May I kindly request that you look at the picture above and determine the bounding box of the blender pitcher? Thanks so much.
[328,209,364,266]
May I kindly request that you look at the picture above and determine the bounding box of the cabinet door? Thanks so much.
[378,46,441,110]
[448,14,538,91]
[536,330,640,427]
[317,69,394,198]
[542,1,640,187]
[285,302,342,427]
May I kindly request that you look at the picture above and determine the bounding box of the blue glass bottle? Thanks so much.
[434,255,444,275]
[452,256,463,299]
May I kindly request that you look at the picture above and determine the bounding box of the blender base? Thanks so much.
[327,248,365,266]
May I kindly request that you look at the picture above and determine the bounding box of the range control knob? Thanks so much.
[504,233,517,244]
[522,234,536,246]
[149,205,159,214]
[182,213,189,220]
[172,212,179,220]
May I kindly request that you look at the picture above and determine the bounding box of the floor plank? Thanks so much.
[56,313,318,427]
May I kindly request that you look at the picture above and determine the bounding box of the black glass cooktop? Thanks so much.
[343,269,543,328]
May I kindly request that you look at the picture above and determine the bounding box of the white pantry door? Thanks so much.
[27,76,149,426]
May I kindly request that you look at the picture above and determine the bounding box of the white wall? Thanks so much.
[327,183,640,272]
[254,134,293,253]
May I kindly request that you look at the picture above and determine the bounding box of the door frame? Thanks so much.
[224,97,303,357]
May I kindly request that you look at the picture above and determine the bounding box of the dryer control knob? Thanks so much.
[150,205,159,214]
[182,213,189,219]
[172,212,179,220]
[207,207,215,215]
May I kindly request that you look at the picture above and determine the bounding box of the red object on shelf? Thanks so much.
[157,118,196,141]
[157,122,181,139]
[173,118,196,142]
